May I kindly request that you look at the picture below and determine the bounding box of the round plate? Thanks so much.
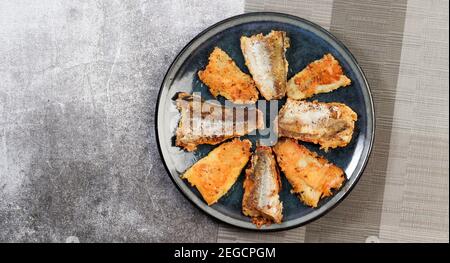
[155,12,374,231]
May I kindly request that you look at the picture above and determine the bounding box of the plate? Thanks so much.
[155,12,374,230]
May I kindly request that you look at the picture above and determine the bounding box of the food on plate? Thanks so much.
[172,29,362,221]
[198,47,259,104]
[273,138,345,207]
[287,54,351,100]
[182,138,252,205]
[276,99,357,151]
[175,92,264,151]
[242,146,283,227]
[240,30,290,100]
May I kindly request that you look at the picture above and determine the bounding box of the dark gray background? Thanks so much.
[0,0,243,242]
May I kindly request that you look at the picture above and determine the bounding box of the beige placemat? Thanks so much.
[218,0,449,243]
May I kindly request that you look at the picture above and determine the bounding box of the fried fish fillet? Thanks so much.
[287,54,351,100]
[243,146,283,227]
[182,139,252,205]
[276,99,357,151]
[273,138,345,207]
[198,47,259,104]
[175,92,264,151]
[240,31,290,100]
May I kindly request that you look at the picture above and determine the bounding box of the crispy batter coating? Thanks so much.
[273,138,345,207]
[198,47,259,104]
[287,54,351,100]
[182,139,252,205]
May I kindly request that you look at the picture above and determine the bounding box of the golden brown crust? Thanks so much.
[273,138,345,207]
[182,139,252,205]
[198,47,259,104]
[242,146,283,227]
[276,99,357,151]
[287,54,351,100]
[240,31,290,100]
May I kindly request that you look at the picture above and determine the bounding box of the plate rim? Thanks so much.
[155,11,375,231]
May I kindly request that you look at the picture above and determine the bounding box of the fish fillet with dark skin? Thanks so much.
[175,92,264,151]
[276,99,357,151]
[240,30,290,100]
[273,138,345,207]
[242,146,283,227]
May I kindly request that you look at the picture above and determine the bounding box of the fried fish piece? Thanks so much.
[287,54,351,100]
[198,47,259,104]
[182,139,252,205]
[276,99,357,151]
[240,30,290,100]
[175,92,264,151]
[273,138,345,207]
[243,146,283,227]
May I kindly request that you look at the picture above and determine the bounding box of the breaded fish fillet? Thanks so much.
[243,146,283,227]
[182,139,252,205]
[198,47,259,104]
[240,31,290,100]
[276,99,357,151]
[175,92,264,151]
[287,54,351,100]
[273,138,345,207]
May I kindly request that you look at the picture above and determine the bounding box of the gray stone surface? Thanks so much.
[0,0,243,242]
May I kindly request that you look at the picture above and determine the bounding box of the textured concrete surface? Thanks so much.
[0,0,244,242]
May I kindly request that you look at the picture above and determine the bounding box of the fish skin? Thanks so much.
[175,92,264,151]
[240,30,290,100]
[276,99,357,151]
[243,146,283,227]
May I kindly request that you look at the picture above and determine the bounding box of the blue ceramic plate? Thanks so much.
[156,12,374,230]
